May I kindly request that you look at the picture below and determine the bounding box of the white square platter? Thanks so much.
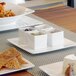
[7,37,76,54]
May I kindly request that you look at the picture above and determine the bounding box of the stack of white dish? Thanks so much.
[19,24,64,50]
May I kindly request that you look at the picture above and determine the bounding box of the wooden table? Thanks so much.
[34,5,76,32]
[5,71,33,76]
[1,4,76,76]
[1,10,76,76]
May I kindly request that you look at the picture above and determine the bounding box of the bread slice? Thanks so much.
[0,48,21,69]
[0,47,27,70]
[0,57,13,69]
[17,55,27,65]
[0,47,21,58]
[8,47,21,57]
[0,58,6,69]
[5,57,20,69]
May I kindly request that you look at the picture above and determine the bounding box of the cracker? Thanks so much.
[5,57,20,69]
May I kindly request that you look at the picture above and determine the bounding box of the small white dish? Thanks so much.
[7,37,76,54]
[39,61,64,76]
[47,30,64,46]
[0,58,35,75]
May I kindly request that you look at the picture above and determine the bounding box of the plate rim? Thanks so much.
[7,37,76,54]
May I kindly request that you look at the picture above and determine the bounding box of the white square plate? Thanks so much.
[39,61,64,76]
[19,16,43,26]
[7,37,76,54]
[0,16,43,32]
[0,22,18,32]
[0,58,35,75]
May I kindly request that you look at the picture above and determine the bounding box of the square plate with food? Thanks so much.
[0,47,35,75]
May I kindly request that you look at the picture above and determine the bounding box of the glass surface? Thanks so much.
[63,0,67,6]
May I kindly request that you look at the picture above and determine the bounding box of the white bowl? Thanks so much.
[0,2,34,25]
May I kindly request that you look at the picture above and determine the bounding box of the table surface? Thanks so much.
[0,13,76,76]
[0,2,64,76]
[34,5,76,32]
